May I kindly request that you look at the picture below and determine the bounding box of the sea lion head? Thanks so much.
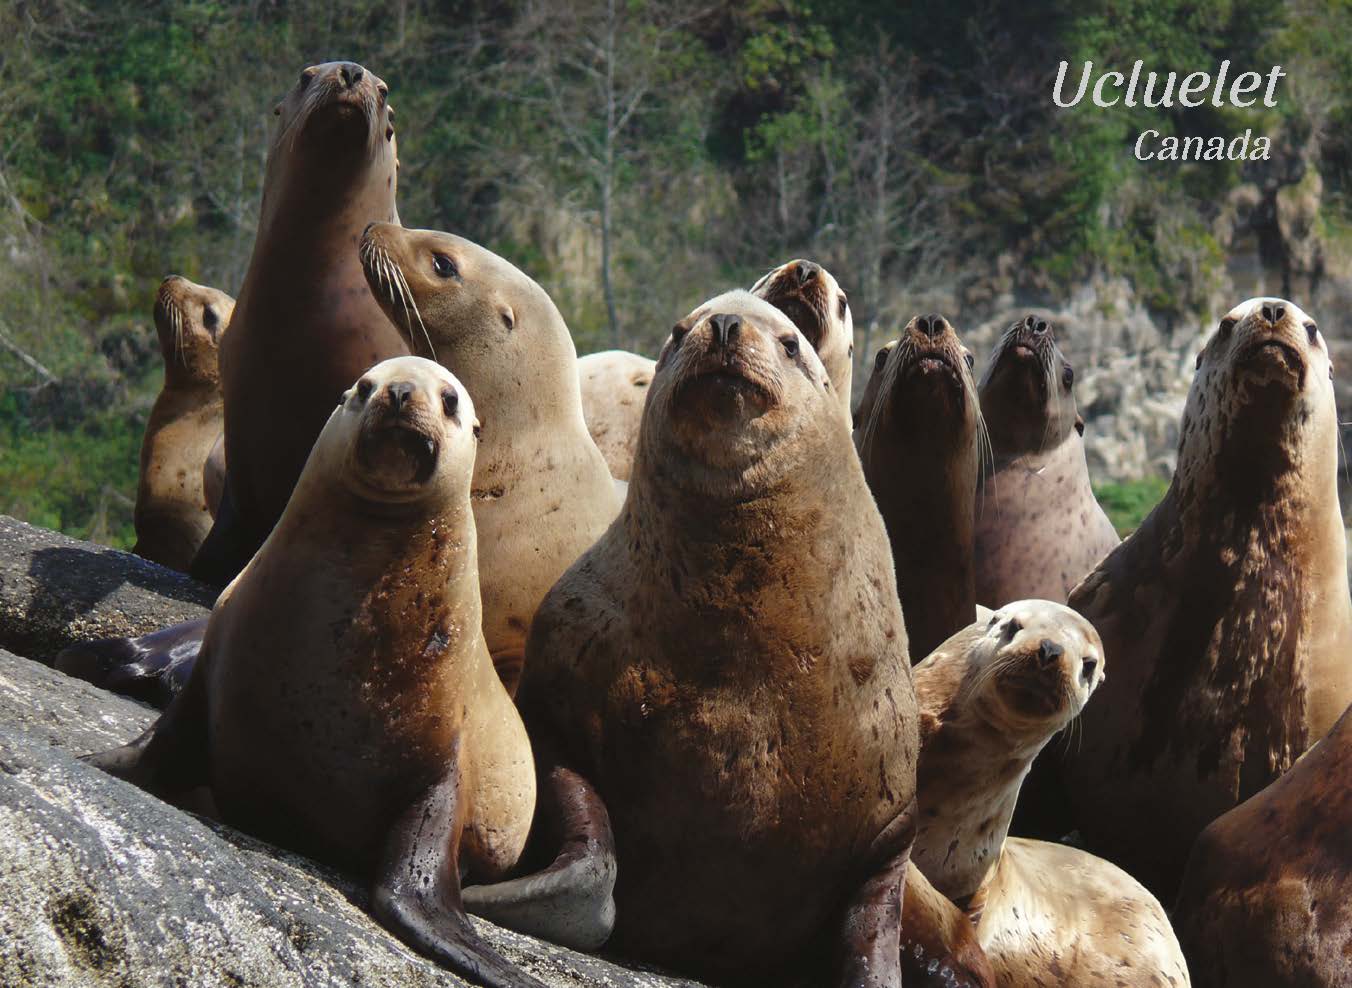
[152,276,234,388]
[751,259,853,407]
[854,313,982,462]
[1182,297,1333,483]
[271,60,396,163]
[919,600,1105,744]
[322,356,478,507]
[979,314,1081,456]
[640,290,833,495]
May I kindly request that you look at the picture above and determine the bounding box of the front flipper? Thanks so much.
[462,764,617,951]
[188,482,257,589]
[837,798,916,988]
[373,764,549,988]
[900,865,995,987]
[56,618,208,708]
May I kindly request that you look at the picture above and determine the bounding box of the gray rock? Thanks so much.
[0,649,704,988]
[0,514,214,665]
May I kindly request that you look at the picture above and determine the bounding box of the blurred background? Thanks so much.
[2,0,1350,547]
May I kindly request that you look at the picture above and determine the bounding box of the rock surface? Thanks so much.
[0,649,704,988]
[0,514,215,664]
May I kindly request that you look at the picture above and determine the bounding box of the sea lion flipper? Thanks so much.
[462,763,617,952]
[189,483,255,588]
[837,798,916,988]
[899,865,996,988]
[56,618,208,709]
[373,764,547,988]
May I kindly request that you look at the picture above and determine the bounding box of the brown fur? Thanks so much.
[974,315,1119,607]
[517,291,916,986]
[751,258,854,416]
[134,276,234,572]
[360,223,622,696]
[577,349,655,481]
[1176,703,1352,988]
[1063,297,1352,901]
[855,315,983,658]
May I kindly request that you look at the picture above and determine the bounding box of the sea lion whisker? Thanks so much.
[393,257,436,362]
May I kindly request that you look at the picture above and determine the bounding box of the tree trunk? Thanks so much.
[601,0,622,348]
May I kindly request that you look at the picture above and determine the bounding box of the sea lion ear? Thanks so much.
[1075,414,1085,436]
[274,103,282,116]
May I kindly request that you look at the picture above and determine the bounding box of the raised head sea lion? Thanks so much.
[87,357,544,988]
[751,258,854,417]
[577,349,655,482]
[1175,702,1352,988]
[913,601,1189,987]
[359,222,622,695]
[133,276,234,572]
[192,59,406,586]
[974,314,1119,606]
[1063,297,1352,900]
[854,314,984,658]
[466,291,919,986]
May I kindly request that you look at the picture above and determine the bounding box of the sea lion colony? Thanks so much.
[56,61,1352,988]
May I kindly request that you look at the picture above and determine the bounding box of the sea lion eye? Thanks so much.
[1062,363,1074,389]
[874,348,889,373]
[782,336,800,358]
[1217,316,1237,340]
[442,388,458,417]
[837,293,849,320]
[378,85,389,104]
[432,254,458,279]
[1306,322,1319,345]
[298,68,316,89]
[964,351,975,370]
[202,306,218,330]
[1003,618,1022,641]
[356,379,374,401]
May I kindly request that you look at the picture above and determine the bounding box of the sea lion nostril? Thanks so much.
[923,314,945,338]
[1034,319,1048,335]
[1038,638,1064,666]
[916,315,931,335]
[388,381,414,410]
[339,62,363,87]
[795,260,820,285]
[709,313,741,348]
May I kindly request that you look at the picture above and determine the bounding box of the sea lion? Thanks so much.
[854,314,984,658]
[1062,297,1352,900]
[466,291,918,986]
[359,222,622,696]
[577,349,655,481]
[751,258,854,416]
[913,601,1190,987]
[1175,702,1352,988]
[973,315,1119,607]
[203,434,225,519]
[133,276,234,572]
[87,357,544,988]
[192,59,406,586]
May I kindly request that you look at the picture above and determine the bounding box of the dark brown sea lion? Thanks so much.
[87,358,543,988]
[854,314,984,658]
[466,291,918,986]
[973,314,1119,607]
[751,258,854,416]
[913,601,1188,987]
[1063,297,1352,901]
[133,276,234,572]
[1175,701,1352,988]
[577,349,655,482]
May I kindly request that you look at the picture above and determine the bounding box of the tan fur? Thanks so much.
[203,434,226,519]
[1176,704,1352,988]
[134,276,234,572]
[975,315,1119,606]
[912,601,1189,986]
[1064,297,1352,900]
[360,224,622,695]
[577,349,655,481]
[204,357,534,874]
[517,291,914,985]
[751,259,854,417]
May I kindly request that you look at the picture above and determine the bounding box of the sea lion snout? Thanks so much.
[338,62,364,88]
[794,260,821,285]
[1260,302,1287,326]
[916,313,949,338]
[708,313,742,349]
[387,380,414,412]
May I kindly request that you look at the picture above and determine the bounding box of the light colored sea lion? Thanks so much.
[359,222,622,697]
[974,315,1120,607]
[87,357,545,988]
[1175,702,1352,988]
[577,349,655,482]
[913,601,1190,988]
[192,59,407,586]
[467,291,919,986]
[855,314,984,658]
[751,258,854,416]
[133,276,234,572]
[1063,297,1352,901]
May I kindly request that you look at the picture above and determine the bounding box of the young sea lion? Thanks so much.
[577,349,655,482]
[854,314,985,658]
[87,358,543,988]
[467,291,918,986]
[1063,297,1352,900]
[913,601,1189,988]
[133,276,234,572]
[974,315,1119,607]
[751,258,854,416]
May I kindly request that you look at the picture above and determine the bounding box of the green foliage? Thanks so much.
[1095,477,1171,536]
